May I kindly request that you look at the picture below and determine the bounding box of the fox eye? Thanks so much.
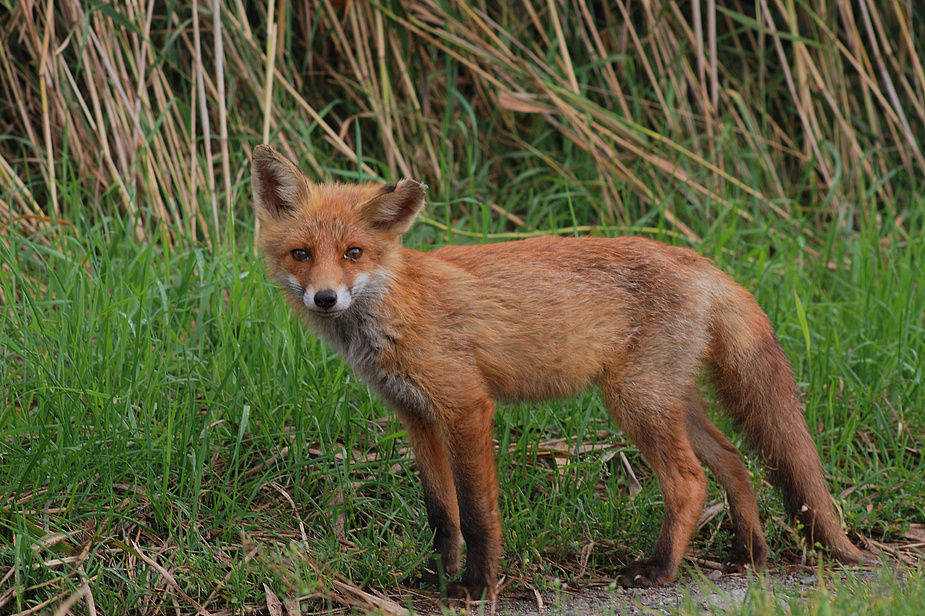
[291,249,310,262]
[344,247,363,261]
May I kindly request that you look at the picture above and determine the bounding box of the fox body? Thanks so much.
[251,145,863,598]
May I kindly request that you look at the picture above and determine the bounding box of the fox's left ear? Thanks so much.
[355,179,427,237]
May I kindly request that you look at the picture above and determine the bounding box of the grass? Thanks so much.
[1,184,923,614]
[2,1,925,614]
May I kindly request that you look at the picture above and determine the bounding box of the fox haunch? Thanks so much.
[250,144,864,599]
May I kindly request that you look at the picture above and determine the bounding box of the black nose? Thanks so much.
[314,289,338,309]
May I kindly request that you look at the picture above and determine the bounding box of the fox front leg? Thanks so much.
[440,397,502,601]
[400,414,463,587]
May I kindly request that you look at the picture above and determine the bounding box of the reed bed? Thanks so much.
[0,1,921,244]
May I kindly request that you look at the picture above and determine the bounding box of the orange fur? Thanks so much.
[251,145,863,599]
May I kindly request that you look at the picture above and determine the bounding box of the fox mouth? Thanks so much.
[305,303,347,318]
[310,308,344,318]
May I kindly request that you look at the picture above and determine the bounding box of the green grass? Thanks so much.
[2,186,924,613]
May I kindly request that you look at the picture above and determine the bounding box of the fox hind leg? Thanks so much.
[604,386,708,587]
[684,392,770,571]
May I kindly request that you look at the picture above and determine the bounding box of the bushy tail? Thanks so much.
[707,285,863,563]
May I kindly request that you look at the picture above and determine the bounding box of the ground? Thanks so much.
[390,556,897,615]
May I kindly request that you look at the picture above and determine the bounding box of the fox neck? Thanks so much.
[308,276,432,419]
[310,294,388,371]
[302,255,433,419]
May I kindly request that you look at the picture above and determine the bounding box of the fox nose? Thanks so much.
[314,289,338,309]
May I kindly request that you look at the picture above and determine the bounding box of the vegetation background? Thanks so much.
[1,0,923,614]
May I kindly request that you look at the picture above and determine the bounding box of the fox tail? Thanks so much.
[707,283,864,563]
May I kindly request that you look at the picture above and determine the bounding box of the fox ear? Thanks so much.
[251,144,312,220]
[355,179,427,236]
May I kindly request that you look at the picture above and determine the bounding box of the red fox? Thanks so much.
[250,145,864,599]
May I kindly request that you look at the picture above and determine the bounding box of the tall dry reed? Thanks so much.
[0,1,921,244]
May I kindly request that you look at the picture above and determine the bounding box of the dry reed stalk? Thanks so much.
[547,0,580,94]
[613,0,674,132]
[857,0,925,174]
[214,0,232,226]
[760,0,830,186]
[708,0,717,111]
[0,0,921,242]
[261,0,277,146]
[389,34,439,179]
[50,582,90,616]
[574,0,631,118]
[693,0,707,108]
[38,0,58,221]
[891,2,924,123]
[345,2,397,177]
[256,0,277,242]
[193,0,219,243]
[0,152,42,235]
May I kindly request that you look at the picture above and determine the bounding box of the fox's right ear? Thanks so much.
[251,144,312,221]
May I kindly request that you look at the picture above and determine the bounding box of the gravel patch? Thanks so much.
[404,566,882,615]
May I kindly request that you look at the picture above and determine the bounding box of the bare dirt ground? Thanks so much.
[381,529,925,615]
[325,532,923,615]
[486,569,847,615]
[399,563,886,615]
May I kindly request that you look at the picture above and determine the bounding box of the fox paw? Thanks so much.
[616,561,675,588]
[444,581,495,602]
[722,548,767,574]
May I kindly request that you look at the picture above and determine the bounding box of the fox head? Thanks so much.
[251,144,427,318]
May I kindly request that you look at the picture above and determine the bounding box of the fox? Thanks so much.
[250,144,864,599]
